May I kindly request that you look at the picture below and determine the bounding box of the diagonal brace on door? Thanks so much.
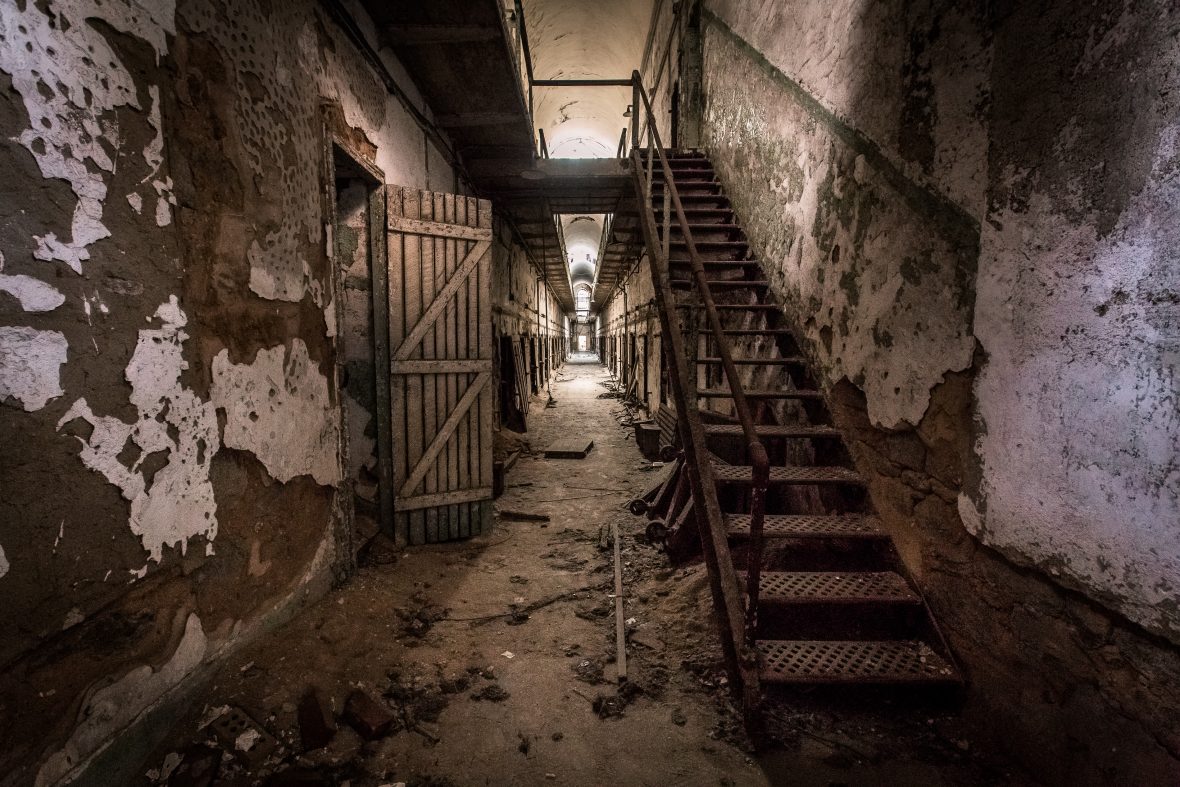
[398,371,491,498]
[393,239,491,361]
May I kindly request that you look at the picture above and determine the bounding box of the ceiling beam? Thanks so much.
[386,25,502,45]
[435,112,528,128]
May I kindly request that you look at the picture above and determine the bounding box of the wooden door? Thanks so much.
[387,187,493,543]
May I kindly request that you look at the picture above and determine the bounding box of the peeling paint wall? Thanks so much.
[702,3,983,429]
[0,0,464,782]
[600,257,660,412]
[966,0,1180,644]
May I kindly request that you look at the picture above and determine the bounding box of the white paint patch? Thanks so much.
[247,226,311,303]
[0,249,65,312]
[152,177,176,227]
[0,544,8,579]
[0,274,65,313]
[0,0,177,272]
[323,295,337,339]
[35,612,207,787]
[127,193,145,214]
[211,340,341,486]
[57,297,219,563]
[0,326,68,411]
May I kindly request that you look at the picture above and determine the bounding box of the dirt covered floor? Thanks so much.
[138,356,1034,786]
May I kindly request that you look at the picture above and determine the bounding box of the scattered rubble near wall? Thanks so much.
[693,0,1180,781]
[0,0,559,783]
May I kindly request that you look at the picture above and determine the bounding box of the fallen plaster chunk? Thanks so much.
[0,543,8,579]
[35,612,207,787]
[0,326,67,411]
[211,339,341,485]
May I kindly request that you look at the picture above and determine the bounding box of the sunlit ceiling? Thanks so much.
[562,214,605,285]
[524,0,654,158]
[522,0,654,310]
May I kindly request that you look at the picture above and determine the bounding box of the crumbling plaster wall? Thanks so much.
[0,0,461,782]
[700,0,1180,779]
[601,257,660,410]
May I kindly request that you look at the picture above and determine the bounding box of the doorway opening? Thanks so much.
[330,144,388,558]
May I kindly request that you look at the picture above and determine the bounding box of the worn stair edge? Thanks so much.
[712,463,864,485]
[747,571,919,605]
[705,423,838,437]
[695,356,804,365]
[697,388,823,399]
[757,639,959,684]
[724,513,886,539]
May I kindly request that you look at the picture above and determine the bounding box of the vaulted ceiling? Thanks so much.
[359,0,657,315]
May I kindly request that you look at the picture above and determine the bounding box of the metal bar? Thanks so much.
[632,80,641,150]
[629,71,767,717]
[616,127,628,159]
[533,78,634,87]
[629,147,749,692]
[631,72,768,571]
[613,518,628,683]
[537,127,549,159]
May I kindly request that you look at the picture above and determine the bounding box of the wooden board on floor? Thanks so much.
[543,438,595,459]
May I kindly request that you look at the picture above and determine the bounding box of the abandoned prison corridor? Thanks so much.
[134,358,1029,786]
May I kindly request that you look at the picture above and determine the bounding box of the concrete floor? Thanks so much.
[137,356,1033,786]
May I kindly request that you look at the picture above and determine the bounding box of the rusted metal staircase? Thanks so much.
[623,73,961,725]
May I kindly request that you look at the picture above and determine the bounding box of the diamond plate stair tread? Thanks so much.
[724,513,885,539]
[705,423,839,437]
[751,571,919,604]
[712,463,864,485]
[757,640,959,684]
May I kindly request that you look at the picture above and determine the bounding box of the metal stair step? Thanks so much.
[705,423,837,437]
[750,571,919,605]
[712,463,864,485]
[695,356,803,365]
[724,513,885,539]
[757,639,959,685]
[669,258,760,266]
[654,192,730,202]
[662,223,743,233]
[669,240,747,248]
[697,387,823,399]
[676,303,779,310]
[671,279,768,289]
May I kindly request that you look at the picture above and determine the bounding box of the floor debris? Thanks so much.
[135,360,1033,786]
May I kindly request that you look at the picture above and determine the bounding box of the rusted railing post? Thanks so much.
[628,70,768,716]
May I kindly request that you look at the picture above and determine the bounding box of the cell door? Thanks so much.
[386,186,493,543]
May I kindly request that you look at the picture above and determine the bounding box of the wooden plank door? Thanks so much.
[387,186,493,543]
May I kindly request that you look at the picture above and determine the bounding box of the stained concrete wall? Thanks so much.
[0,0,558,782]
[600,258,660,412]
[692,0,1180,780]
